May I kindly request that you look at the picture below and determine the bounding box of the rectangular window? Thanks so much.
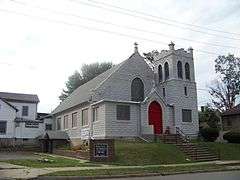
[82,109,88,126]
[117,105,130,120]
[182,109,192,122]
[184,86,188,96]
[64,115,69,129]
[163,87,166,97]
[57,117,61,130]
[93,107,99,122]
[72,112,77,127]
[45,124,52,130]
[22,106,29,116]
[0,121,7,134]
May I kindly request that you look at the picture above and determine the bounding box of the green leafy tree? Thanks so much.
[59,62,113,101]
[199,105,220,129]
[209,54,240,111]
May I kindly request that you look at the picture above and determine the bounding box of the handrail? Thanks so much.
[176,127,190,143]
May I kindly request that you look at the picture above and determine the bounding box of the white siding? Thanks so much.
[9,102,37,120]
[0,99,16,138]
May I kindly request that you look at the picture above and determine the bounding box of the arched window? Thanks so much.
[177,61,183,79]
[131,78,144,101]
[164,62,169,80]
[185,63,190,80]
[158,65,163,82]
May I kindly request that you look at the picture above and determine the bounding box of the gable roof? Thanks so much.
[0,98,18,111]
[222,104,240,116]
[52,60,126,115]
[0,92,39,103]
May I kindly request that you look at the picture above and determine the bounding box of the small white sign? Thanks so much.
[81,128,90,139]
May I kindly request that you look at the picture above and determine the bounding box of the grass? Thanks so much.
[3,154,98,168]
[108,141,189,165]
[44,164,237,177]
[198,142,240,160]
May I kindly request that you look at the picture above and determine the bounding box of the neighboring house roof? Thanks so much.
[222,104,240,116]
[0,98,18,111]
[52,59,126,115]
[37,113,52,120]
[0,92,39,103]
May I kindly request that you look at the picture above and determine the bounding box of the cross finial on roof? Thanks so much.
[134,42,138,53]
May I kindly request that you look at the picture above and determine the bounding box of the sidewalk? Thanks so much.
[0,160,240,179]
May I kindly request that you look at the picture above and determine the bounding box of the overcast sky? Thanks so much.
[0,0,239,113]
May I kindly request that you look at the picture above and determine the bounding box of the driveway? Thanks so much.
[0,151,38,160]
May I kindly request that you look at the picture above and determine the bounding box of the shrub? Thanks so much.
[200,127,219,142]
[223,131,240,143]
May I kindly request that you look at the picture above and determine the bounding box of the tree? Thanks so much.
[199,105,220,129]
[209,54,240,112]
[59,62,113,101]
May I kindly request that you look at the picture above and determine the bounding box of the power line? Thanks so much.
[88,0,240,36]
[10,0,240,50]
[0,8,224,56]
[68,0,240,41]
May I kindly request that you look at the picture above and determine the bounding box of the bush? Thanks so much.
[223,131,240,143]
[200,128,219,142]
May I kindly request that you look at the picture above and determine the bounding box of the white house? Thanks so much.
[0,92,52,146]
[52,42,199,146]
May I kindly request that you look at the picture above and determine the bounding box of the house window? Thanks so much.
[227,120,232,126]
[64,115,69,129]
[158,65,163,82]
[82,109,88,126]
[164,62,169,80]
[177,61,183,78]
[117,105,130,120]
[93,107,99,122]
[184,86,188,96]
[163,87,166,97]
[0,121,7,134]
[185,63,190,80]
[45,124,52,130]
[182,109,192,122]
[22,106,29,116]
[131,78,144,102]
[72,112,77,127]
[57,117,61,130]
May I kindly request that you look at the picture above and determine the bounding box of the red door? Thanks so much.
[148,101,163,134]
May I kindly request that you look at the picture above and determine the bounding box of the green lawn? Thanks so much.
[3,154,98,168]
[198,142,240,160]
[109,141,189,165]
[44,164,237,177]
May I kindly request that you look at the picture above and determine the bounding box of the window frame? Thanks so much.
[164,62,169,80]
[177,61,183,79]
[182,109,192,123]
[22,106,29,116]
[56,117,61,130]
[72,112,78,128]
[82,108,89,126]
[131,77,144,102]
[158,64,163,82]
[184,86,188,96]
[0,121,7,134]
[185,62,191,80]
[64,115,69,129]
[116,105,130,121]
[93,107,99,122]
[45,124,52,131]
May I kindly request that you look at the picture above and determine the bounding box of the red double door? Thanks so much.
[148,101,163,134]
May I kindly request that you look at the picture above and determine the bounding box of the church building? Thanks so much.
[52,42,199,146]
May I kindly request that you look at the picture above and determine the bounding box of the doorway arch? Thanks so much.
[148,101,163,134]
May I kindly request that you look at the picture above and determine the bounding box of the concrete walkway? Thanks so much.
[0,160,240,179]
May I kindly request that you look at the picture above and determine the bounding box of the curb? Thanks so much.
[32,168,240,180]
